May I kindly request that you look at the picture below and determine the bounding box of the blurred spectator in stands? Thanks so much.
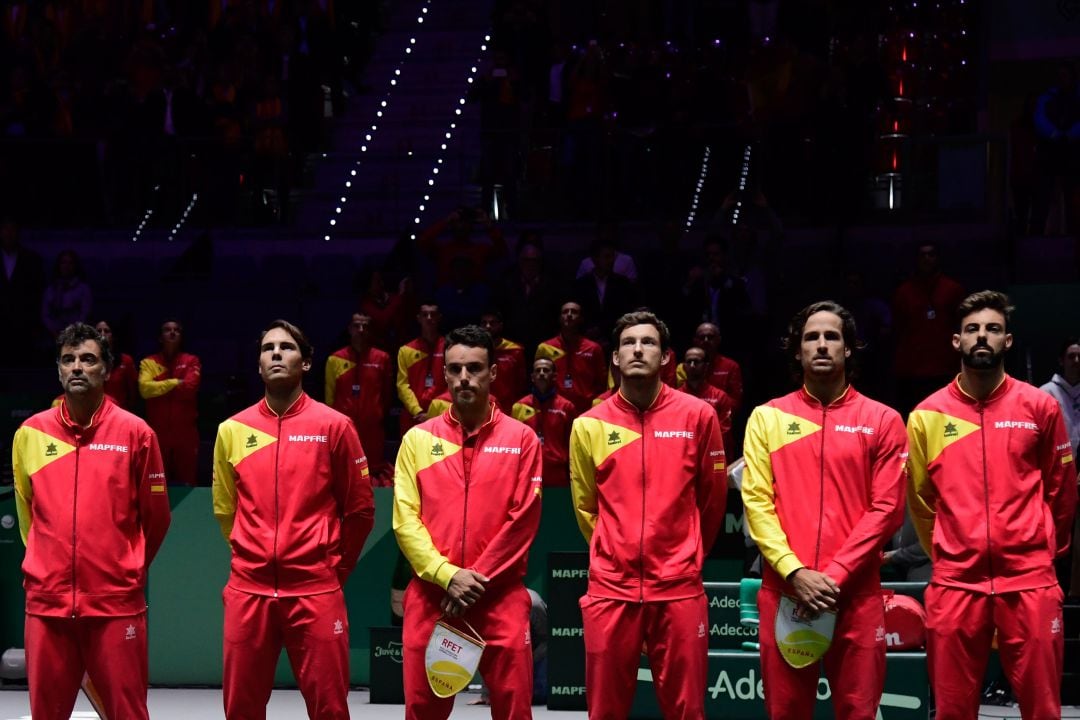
[435,256,492,332]
[473,48,523,217]
[682,236,753,348]
[1040,337,1080,455]
[139,320,202,486]
[396,302,446,434]
[42,250,92,338]
[839,270,892,401]
[512,356,576,487]
[1010,95,1039,235]
[357,267,409,350]
[95,320,138,411]
[417,208,507,287]
[676,322,744,412]
[326,312,394,485]
[496,236,561,358]
[563,41,607,216]
[1033,62,1080,237]
[891,242,965,417]
[535,300,606,415]
[574,235,638,344]
[575,222,638,281]
[678,346,734,458]
[251,73,289,222]
[480,309,526,413]
[545,40,571,126]
[882,511,931,582]
[0,218,45,361]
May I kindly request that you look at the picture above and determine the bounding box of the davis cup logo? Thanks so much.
[425,620,486,698]
[775,596,836,669]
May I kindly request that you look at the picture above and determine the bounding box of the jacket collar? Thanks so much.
[447,401,500,437]
[613,382,670,414]
[798,383,855,409]
[58,395,110,431]
[260,391,310,419]
[949,373,1010,405]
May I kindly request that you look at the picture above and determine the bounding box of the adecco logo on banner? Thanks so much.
[374,641,403,664]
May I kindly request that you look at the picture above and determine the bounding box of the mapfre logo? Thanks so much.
[833,424,875,435]
[482,446,522,455]
[994,421,1038,431]
[654,430,694,439]
[289,435,328,443]
[88,443,129,453]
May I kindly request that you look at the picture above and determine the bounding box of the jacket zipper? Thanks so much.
[638,410,646,603]
[979,405,995,594]
[71,436,80,618]
[461,427,475,570]
[814,406,827,569]
[273,415,282,597]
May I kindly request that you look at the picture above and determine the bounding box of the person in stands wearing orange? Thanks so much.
[480,309,526,413]
[213,319,374,719]
[907,290,1077,720]
[675,322,743,411]
[678,346,735,458]
[394,325,542,720]
[535,300,606,415]
[139,319,201,486]
[513,356,577,487]
[742,301,908,720]
[94,320,138,410]
[570,310,726,719]
[396,302,447,435]
[325,312,393,485]
[13,322,171,720]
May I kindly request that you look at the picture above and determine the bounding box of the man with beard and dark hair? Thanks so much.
[907,290,1077,720]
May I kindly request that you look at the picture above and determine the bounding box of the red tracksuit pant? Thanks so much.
[580,593,708,720]
[926,584,1064,720]
[757,588,886,720]
[222,586,350,720]
[402,580,533,720]
[160,423,199,486]
[25,612,149,720]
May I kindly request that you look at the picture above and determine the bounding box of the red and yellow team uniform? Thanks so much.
[212,393,375,720]
[742,386,907,720]
[512,390,577,487]
[491,337,526,412]
[535,335,606,416]
[12,399,171,720]
[325,345,393,483]
[396,337,447,435]
[105,352,138,410]
[569,385,727,719]
[907,376,1077,720]
[676,353,743,410]
[138,351,201,486]
[678,382,735,459]
[393,403,542,720]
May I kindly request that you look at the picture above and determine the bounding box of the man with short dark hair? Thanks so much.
[570,310,726,718]
[908,290,1077,720]
[139,319,201,485]
[325,312,393,484]
[213,319,375,719]
[679,346,734,458]
[480,309,526,413]
[513,356,577,486]
[394,325,542,719]
[95,320,138,410]
[676,322,744,411]
[397,303,447,434]
[742,301,907,720]
[535,301,606,415]
[13,322,171,720]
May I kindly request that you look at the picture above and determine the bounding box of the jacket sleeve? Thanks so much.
[905,410,936,556]
[324,356,339,406]
[396,347,423,417]
[174,355,201,399]
[332,420,375,584]
[696,406,728,552]
[473,429,543,582]
[138,357,179,399]
[741,406,803,579]
[568,418,599,543]
[11,426,32,546]
[822,408,907,588]
[137,429,172,566]
[1039,400,1078,558]
[211,425,238,543]
[392,429,460,589]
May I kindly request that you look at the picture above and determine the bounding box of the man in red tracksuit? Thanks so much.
[742,301,907,720]
[213,320,375,719]
[95,320,138,410]
[569,310,727,719]
[678,346,735,459]
[394,325,542,720]
[481,310,526,412]
[908,290,1077,720]
[13,322,171,720]
[139,319,201,486]
[675,322,744,411]
[535,301,607,415]
[397,302,447,434]
[325,311,393,484]
[513,356,577,487]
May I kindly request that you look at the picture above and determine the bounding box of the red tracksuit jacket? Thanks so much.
[12,399,172,616]
[396,337,447,418]
[536,335,607,415]
[742,386,908,595]
[569,385,727,602]
[138,351,201,428]
[393,403,542,591]
[212,393,375,596]
[491,338,526,412]
[907,375,1077,593]
[512,390,577,487]
[325,345,393,421]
